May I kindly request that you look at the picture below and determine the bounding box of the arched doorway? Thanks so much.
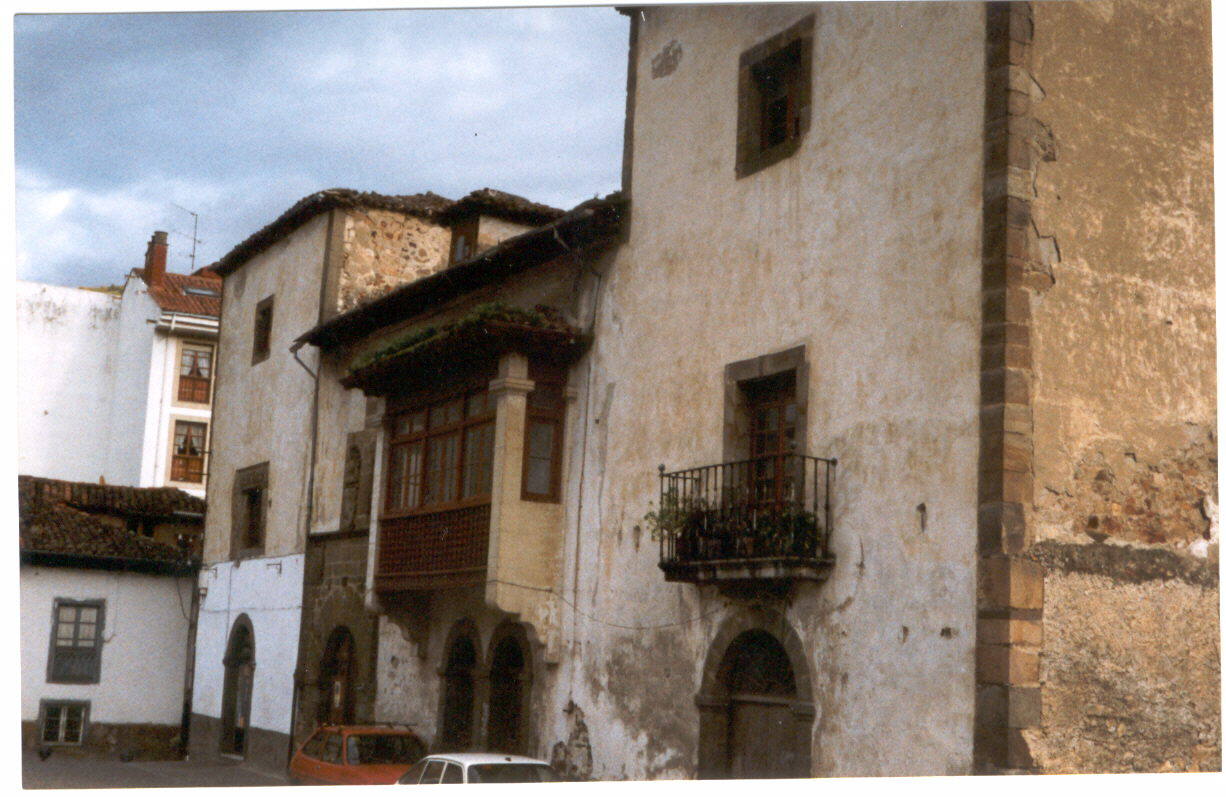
[485,624,532,754]
[438,624,479,750]
[220,615,255,756]
[697,613,814,779]
[319,626,356,726]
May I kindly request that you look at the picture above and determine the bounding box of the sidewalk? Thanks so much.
[21,749,291,789]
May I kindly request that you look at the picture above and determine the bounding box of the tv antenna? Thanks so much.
[169,203,203,271]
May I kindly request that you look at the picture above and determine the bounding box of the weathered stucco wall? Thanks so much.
[539,2,987,779]
[336,208,451,315]
[17,281,123,483]
[204,214,329,564]
[1025,0,1218,773]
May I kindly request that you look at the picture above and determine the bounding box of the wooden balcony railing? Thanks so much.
[656,454,836,585]
[375,503,490,593]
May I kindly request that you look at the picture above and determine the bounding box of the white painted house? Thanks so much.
[19,476,204,758]
[18,231,221,497]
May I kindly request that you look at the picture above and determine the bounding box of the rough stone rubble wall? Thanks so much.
[336,208,451,314]
[1024,0,1218,773]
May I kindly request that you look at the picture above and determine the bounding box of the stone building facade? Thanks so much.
[294,1,1217,779]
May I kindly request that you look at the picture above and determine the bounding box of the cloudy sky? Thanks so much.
[14,6,629,287]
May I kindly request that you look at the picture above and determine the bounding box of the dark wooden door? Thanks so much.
[728,696,800,778]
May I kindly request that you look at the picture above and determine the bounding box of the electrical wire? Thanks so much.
[486,578,728,631]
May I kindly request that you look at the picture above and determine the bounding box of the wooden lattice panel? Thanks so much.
[376,503,490,591]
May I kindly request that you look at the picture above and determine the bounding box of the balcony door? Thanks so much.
[745,371,798,507]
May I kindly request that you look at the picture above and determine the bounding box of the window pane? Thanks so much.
[465,390,491,418]
[58,606,76,623]
[405,442,423,508]
[461,423,494,498]
[426,434,459,504]
[63,706,83,743]
[78,607,97,623]
[441,763,464,784]
[528,384,562,412]
[76,623,96,645]
[386,446,406,509]
[524,420,556,496]
[42,706,62,742]
[422,760,446,784]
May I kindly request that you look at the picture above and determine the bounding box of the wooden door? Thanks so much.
[728,696,800,778]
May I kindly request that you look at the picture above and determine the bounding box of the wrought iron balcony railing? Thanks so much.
[656,454,836,584]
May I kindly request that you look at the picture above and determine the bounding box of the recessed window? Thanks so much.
[521,366,565,502]
[171,420,208,483]
[177,343,213,404]
[232,462,269,557]
[736,15,814,179]
[252,296,274,364]
[40,700,89,745]
[47,600,104,684]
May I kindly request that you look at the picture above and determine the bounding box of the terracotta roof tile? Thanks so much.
[144,270,222,317]
[18,476,204,565]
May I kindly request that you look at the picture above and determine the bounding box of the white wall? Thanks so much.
[104,274,160,487]
[17,281,122,483]
[191,555,304,734]
[20,566,194,726]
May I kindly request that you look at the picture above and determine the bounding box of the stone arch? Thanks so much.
[696,607,814,778]
[484,621,535,755]
[436,618,482,751]
[220,614,256,756]
[318,625,356,726]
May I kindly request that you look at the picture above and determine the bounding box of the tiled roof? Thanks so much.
[211,188,455,277]
[438,188,565,226]
[299,193,626,350]
[143,270,222,318]
[18,476,204,566]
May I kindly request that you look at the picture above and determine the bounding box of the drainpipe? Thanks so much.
[179,577,203,758]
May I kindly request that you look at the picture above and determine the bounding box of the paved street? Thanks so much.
[21,749,291,789]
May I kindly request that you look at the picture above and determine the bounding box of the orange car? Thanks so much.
[289,725,427,785]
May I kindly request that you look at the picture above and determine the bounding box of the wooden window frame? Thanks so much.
[735,15,814,179]
[176,342,214,405]
[252,296,274,365]
[520,367,566,503]
[46,599,105,685]
[231,462,269,558]
[382,380,496,519]
[38,699,90,746]
[170,419,208,484]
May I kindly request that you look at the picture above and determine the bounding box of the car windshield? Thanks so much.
[467,764,559,783]
[346,734,425,766]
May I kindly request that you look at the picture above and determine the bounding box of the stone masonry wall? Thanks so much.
[337,208,451,315]
[1023,0,1218,773]
[294,533,379,745]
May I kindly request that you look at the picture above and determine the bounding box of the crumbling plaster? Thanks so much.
[1024,0,1218,773]
[543,2,987,779]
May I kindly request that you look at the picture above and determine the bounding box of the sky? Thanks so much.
[13,6,629,287]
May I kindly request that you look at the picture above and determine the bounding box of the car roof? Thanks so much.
[424,753,551,766]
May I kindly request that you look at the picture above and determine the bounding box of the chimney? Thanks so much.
[144,230,169,287]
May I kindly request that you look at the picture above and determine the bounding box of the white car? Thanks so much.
[397,753,561,784]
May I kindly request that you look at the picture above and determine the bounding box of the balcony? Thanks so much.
[375,503,491,592]
[656,454,836,586]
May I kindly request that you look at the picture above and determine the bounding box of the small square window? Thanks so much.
[252,296,274,364]
[47,601,104,684]
[736,15,814,179]
[232,462,269,557]
[40,700,89,745]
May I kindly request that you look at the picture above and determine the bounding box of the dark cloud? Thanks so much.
[15,8,628,286]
